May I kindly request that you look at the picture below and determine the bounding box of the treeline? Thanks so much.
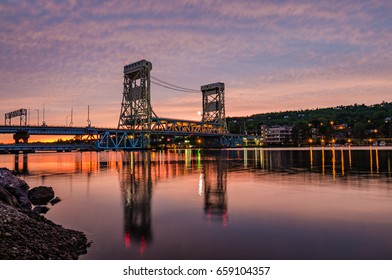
[227,101,392,145]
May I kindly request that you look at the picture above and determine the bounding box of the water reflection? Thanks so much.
[120,152,152,256]
[2,147,392,259]
[117,150,229,255]
[234,147,391,178]
[13,153,29,174]
[9,147,391,178]
[203,151,228,225]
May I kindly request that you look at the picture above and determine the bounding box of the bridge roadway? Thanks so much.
[0,125,100,136]
[0,123,233,137]
[0,121,243,150]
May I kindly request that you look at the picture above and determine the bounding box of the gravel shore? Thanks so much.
[0,168,90,260]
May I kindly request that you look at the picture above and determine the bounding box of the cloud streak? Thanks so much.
[0,0,391,129]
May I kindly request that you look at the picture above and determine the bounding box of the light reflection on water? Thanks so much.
[1,147,392,259]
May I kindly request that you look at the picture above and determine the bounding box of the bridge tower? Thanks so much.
[201,82,228,134]
[118,60,154,130]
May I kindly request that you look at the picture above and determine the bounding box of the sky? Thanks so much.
[1,0,391,131]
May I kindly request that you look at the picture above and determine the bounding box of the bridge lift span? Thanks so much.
[110,59,241,149]
[0,60,243,151]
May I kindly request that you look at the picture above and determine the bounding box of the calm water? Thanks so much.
[1,147,392,260]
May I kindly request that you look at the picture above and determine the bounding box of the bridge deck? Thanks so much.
[0,120,244,150]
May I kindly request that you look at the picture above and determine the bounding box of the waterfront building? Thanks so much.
[266,125,293,145]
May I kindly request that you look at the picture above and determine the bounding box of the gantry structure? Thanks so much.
[118,60,154,130]
[201,82,227,134]
[5,109,27,126]
[117,59,228,134]
[108,59,239,149]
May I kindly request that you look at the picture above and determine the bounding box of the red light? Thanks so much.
[222,209,228,226]
[140,236,147,256]
[124,231,131,249]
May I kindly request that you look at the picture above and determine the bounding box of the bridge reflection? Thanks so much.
[116,150,229,255]
[7,147,391,256]
[120,152,153,256]
[13,153,29,174]
[202,151,228,225]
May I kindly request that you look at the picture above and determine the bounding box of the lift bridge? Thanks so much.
[0,59,243,151]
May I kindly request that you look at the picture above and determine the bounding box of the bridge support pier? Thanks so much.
[13,132,29,144]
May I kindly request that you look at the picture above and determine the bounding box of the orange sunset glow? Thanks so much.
[1,0,391,135]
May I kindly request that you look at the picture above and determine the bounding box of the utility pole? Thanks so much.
[35,109,39,126]
[69,108,73,127]
[42,103,46,126]
[87,105,91,127]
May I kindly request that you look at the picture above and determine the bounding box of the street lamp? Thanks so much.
[35,109,39,126]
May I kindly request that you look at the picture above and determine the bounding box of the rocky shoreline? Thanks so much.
[0,168,91,259]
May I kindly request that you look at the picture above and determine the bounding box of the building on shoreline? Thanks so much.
[266,125,293,145]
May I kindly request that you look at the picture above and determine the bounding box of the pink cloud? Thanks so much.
[1,0,391,129]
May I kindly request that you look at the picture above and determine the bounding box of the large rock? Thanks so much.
[50,197,61,205]
[28,186,55,205]
[33,205,50,214]
[0,168,31,209]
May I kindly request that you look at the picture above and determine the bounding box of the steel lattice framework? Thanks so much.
[201,83,228,134]
[5,109,27,126]
[118,60,155,130]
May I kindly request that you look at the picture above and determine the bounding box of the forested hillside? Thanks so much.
[227,101,392,145]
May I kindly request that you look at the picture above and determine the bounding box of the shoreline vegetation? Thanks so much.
[0,168,90,260]
[228,101,392,146]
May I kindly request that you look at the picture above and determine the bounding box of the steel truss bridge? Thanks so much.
[1,59,243,151]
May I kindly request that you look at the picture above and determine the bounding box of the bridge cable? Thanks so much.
[150,80,199,93]
[151,76,200,93]
[151,76,199,92]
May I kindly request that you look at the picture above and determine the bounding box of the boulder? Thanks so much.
[50,197,61,205]
[28,186,55,205]
[0,168,31,209]
[33,205,50,214]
